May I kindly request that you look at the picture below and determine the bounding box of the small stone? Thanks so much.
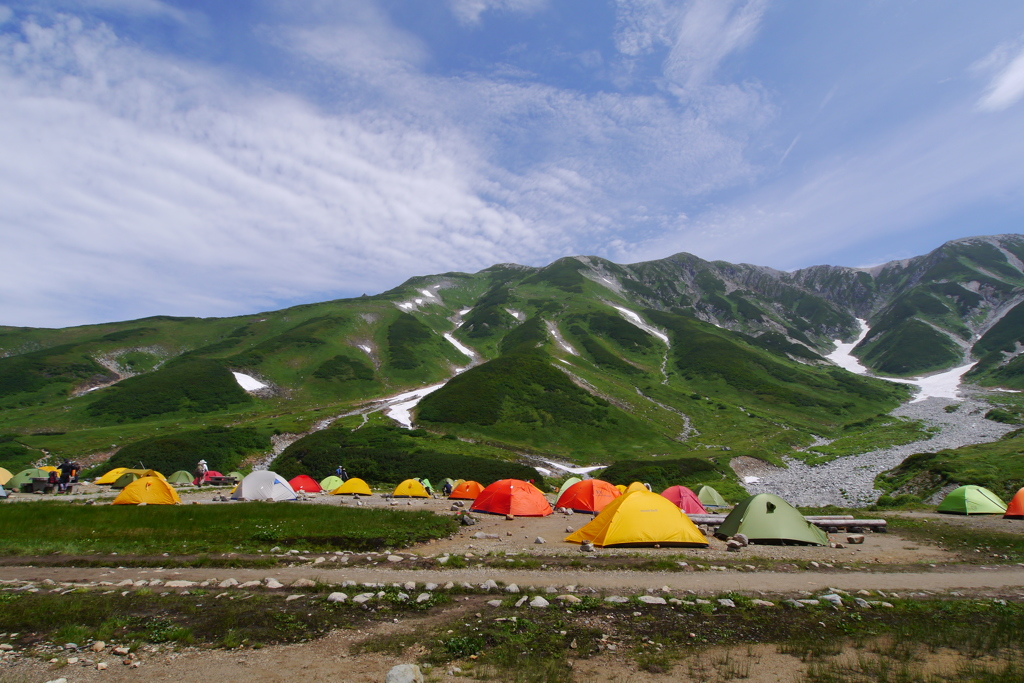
[534,536,547,544]
[285,594,304,602]
[605,596,629,603]
[473,532,500,540]
[717,598,736,608]
[444,582,454,590]
[529,596,549,608]
[352,594,372,604]
[505,514,515,521]
[751,599,775,607]
[164,580,195,588]
[416,593,431,604]
[834,543,846,549]
[580,541,595,552]
[854,598,871,608]
[388,555,404,563]
[784,599,804,608]
[847,534,865,545]
[44,678,67,683]
[96,662,108,670]
[809,561,820,568]
[733,533,749,547]
[695,599,711,605]
[726,540,743,552]
[505,584,520,593]
[397,593,409,601]
[487,599,502,607]
[91,641,106,652]
[0,644,13,652]
[385,663,424,683]
[238,581,261,589]
[820,594,843,606]
[403,581,416,591]
[64,643,79,650]
[292,578,315,588]
[881,602,895,608]
[639,595,667,605]
[797,599,820,606]
[112,647,130,656]
[437,556,450,565]
[557,594,582,604]
[218,578,238,588]
[264,579,283,589]
[481,580,499,591]
[327,592,348,603]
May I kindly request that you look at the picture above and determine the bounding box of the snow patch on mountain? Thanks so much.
[233,372,267,392]
[611,306,670,344]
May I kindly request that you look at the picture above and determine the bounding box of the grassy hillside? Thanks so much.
[93,426,271,477]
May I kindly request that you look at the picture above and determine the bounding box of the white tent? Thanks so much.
[231,471,297,502]
[0,484,7,499]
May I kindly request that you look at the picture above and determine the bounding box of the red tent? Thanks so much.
[661,485,707,514]
[289,475,322,493]
[450,480,485,500]
[1005,487,1024,519]
[471,479,552,517]
[193,470,223,486]
[556,479,620,513]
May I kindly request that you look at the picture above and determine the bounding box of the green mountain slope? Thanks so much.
[1,233,1022,490]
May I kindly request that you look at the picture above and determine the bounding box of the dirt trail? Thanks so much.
[4,565,1024,594]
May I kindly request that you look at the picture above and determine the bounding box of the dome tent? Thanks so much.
[471,479,552,517]
[112,469,165,489]
[556,479,620,514]
[194,470,224,486]
[449,480,485,500]
[113,476,181,505]
[332,478,372,496]
[231,471,297,502]
[94,467,129,485]
[393,479,430,498]
[661,486,707,514]
[0,467,11,486]
[167,470,194,485]
[289,475,322,493]
[1005,487,1024,519]
[715,493,828,546]
[937,485,1007,515]
[557,477,582,498]
[566,490,708,547]
[697,485,728,507]
[8,468,49,490]
[320,475,343,492]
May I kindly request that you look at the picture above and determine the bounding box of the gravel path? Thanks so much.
[735,394,1016,507]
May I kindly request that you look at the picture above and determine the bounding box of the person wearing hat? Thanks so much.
[195,459,209,484]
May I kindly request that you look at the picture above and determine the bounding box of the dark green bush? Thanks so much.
[87,359,250,421]
[97,426,270,476]
[387,313,433,370]
[598,458,718,492]
[313,355,375,382]
[0,344,115,399]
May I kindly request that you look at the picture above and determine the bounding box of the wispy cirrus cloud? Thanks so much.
[447,0,547,26]
[976,39,1024,111]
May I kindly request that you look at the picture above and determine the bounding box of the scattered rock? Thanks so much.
[164,581,195,588]
[784,599,804,608]
[529,596,549,608]
[327,592,348,603]
[505,584,520,594]
[751,599,775,608]
[726,540,743,552]
[854,598,871,609]
[733,533,749,547]
[717,598,736,608]
[416,593,431,604]
[385,663,424,683]
[847,534,865,545]
[112,647,130,656]
[292,578,316,588]
[481,580,498,591]
[96,662,108,671]
[605,596,629,604]
[557,595,582,604]
[639,596,666,605]
[487,600,502,607]
[387,555,404,563]
[91,641,106,652]
[264,579,283,589]
[534,537,547,544]
[580,541,595,553]
[285,594,304,602]
[820,594,844,606]
[218,578,238,588]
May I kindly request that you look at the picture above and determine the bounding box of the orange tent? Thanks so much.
[661,485,707,514]
[471,479,553,517]
[449,480,485,500]
[1005,487,1024,519]
[556,479,620,513]
[288,475,322,493]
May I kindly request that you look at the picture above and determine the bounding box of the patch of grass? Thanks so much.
[91,425,270,478]
[0,501,457,555]
[884,517,1024,563]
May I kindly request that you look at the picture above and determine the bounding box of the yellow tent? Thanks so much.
[332,477,372,496]
[625,481,648,494]
[392,479,430,498]
[39,466,59,473]
[0,467,12,486]
[112,476,182,505]
[566,490,709,547]
[615,484,627,494]
[95,467,129,485]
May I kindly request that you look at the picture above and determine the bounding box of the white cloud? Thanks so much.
[664,0,767,90]
[448,0,547,26]
[977,42,1024,111]
[0,6,12,25]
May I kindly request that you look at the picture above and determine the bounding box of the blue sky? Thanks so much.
[3,1,1024,327]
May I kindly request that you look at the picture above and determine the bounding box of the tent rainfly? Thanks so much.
[715,493,828,546]
[449,480,485,500]
[566,490,708,547]
[231,471,297,502]
[94,467,129,485]
[937,485,1007,515]
[697,485,729,507]
[288,475,322,493]
[661,485,707,515]
[320,475,343,492]
[1005,487,1024,519]
[557,477,582,498]
[555,479,620,514]
[7,468,50,490]
[167,470,194,485]
[471,479,552,517]
[393,479,430,498]
[332,478,372,496]
[0,467,11,486]
[112,476,182,505]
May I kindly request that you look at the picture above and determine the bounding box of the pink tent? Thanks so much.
[661,485,707,514]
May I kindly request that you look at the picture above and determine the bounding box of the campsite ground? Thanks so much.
[4,493,1024,682]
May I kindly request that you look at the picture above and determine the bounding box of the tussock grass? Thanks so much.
[0,501,456,555]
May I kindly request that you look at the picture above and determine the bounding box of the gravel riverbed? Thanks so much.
[734,393,1016,507]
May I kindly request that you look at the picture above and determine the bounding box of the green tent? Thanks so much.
[227,471,244,481]
[420,478,434,492]
[937,485,1007,515]
[8,468,49,490]
[558,477,582,498]
[112,472,140,489]
[320,475,343,492]
[697,485,728,507]
[167,471,194,485]
[715,493,828,546]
